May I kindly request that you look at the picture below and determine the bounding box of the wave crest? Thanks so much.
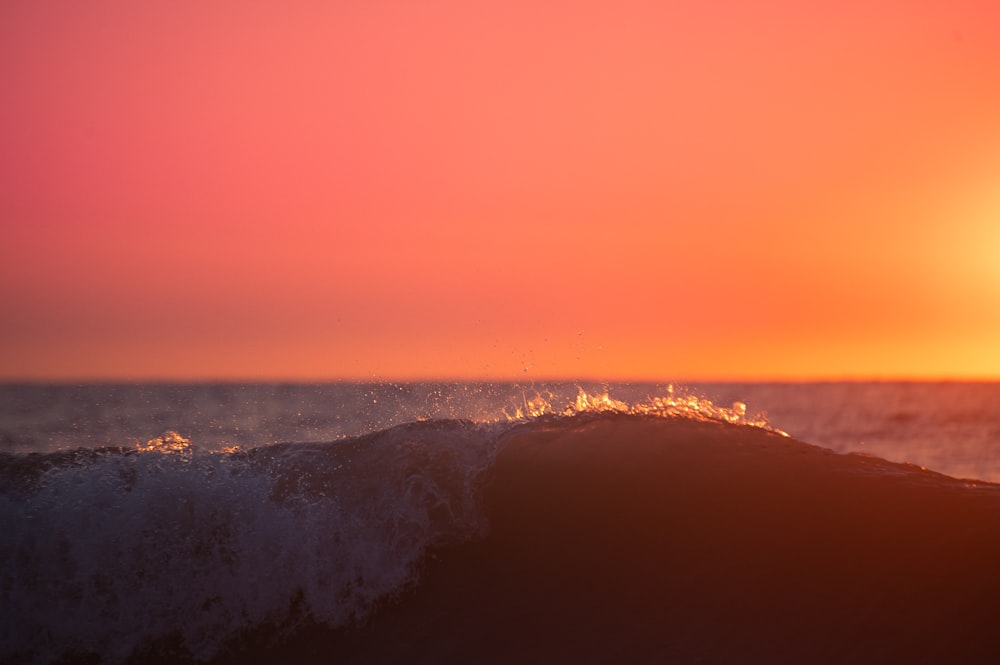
[499,386,786,434]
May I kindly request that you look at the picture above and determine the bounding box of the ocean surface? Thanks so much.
[2,381,1000,663]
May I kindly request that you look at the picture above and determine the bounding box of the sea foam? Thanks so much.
[1,422,497,663]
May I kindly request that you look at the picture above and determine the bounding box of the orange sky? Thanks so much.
[2,0,1000,381]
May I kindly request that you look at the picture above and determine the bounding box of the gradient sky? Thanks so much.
[2,0,1000,381]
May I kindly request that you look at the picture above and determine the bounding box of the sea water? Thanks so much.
[3,381,998,481]
[2,381,999,664]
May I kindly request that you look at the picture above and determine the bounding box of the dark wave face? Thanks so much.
[370,415,1000,665]
[3,411,1000,664]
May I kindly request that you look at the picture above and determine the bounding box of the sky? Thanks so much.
[2,0,1000,381]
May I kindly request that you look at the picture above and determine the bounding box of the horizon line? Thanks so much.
[3,375,1000,384]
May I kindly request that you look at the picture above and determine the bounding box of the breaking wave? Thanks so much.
[3,390,998,664]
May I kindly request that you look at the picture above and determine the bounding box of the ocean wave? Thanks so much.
[1,420,499,664]
[3,397,998,664]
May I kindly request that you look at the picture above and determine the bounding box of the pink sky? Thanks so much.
[2,0,1000,380]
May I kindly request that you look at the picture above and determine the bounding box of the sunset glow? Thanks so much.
[2,0,1000,380]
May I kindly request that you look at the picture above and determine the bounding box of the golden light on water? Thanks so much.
[500,386,787,436]
[136,430,191,453]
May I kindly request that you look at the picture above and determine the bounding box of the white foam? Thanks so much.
[0,422,498,664]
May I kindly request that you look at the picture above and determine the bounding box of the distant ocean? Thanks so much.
[3,381,1000,664]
